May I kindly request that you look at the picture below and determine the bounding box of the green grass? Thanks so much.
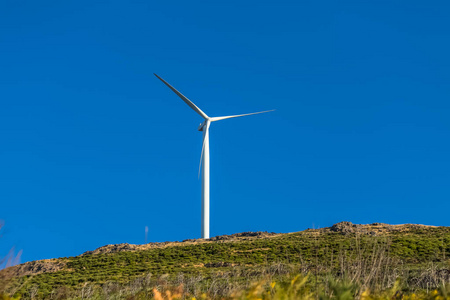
[5,225,450,299]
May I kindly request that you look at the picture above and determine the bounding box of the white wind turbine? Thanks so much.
[155,74,274,239]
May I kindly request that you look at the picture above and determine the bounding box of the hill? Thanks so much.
[2,222,450,299]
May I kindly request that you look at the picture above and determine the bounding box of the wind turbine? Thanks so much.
[154,74,273,239]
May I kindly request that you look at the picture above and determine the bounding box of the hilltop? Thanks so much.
[2,222,450,299]
[3,222,436,278]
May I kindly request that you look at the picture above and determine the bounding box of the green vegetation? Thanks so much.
[3,223,450,299]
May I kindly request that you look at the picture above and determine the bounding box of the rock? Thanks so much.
[204,262,235,268]
[0,259,66,278]
[209,231,276,241]
[330,221,356,235]
[81,243,138,256]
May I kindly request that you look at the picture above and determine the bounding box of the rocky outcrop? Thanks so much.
[326,221,434,236]
[0,259,66,279]
[209,231,277,241]
[82,243,139,256]
[329,221,356,235]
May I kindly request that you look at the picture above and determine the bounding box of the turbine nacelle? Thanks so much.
[198,122,206,131]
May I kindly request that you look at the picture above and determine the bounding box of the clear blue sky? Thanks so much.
[1,0,449,264]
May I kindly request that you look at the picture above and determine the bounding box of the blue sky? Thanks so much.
[0,0,449,264]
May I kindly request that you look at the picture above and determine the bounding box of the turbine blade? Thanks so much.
[210,109,275,122]
[198,122,209,179]
[154,74,209,120]
[198,132,206,179]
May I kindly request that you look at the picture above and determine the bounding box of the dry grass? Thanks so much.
[0,222,22,297]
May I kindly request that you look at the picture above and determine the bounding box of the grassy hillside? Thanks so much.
[3,222,450,299]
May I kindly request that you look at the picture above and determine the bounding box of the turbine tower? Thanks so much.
[155,74,273,239]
